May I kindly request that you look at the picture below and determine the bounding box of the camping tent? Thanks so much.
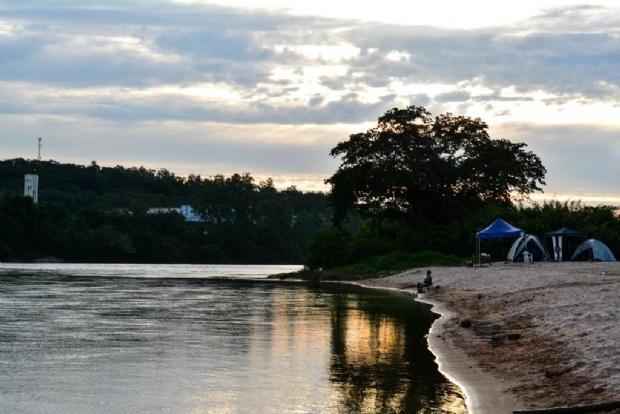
[477,218,524,239]
[544,227,587,261]
[545,227,587,237]
[571,239,616,262]
[476,218,524,264]
[507,234,549,262]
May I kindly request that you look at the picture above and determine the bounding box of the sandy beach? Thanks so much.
[357,261,620,413]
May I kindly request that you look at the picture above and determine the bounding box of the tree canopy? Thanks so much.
[325,106,547,224]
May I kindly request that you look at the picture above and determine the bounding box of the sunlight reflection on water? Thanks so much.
[0,264,466,413]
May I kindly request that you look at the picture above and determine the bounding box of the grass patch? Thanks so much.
[271,251,463,281]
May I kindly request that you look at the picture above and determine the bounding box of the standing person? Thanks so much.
[553,235,563,261]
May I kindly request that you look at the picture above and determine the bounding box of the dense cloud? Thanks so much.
[0,1,619,201]
[494,123,620,195]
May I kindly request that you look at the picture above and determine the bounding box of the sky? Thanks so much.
[1,0,619,204]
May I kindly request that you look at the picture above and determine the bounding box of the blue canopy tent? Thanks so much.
[476,218,524,264]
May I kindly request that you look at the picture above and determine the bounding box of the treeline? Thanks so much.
[0,158,193,212]
[304,200,620,271]
[2,153,618,268]
[0,158,334,264]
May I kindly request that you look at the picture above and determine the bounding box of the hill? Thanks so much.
[0,158,329,264]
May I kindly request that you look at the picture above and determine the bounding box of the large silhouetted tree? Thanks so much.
[325,106,547,224]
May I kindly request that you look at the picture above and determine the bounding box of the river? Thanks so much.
[0,263,465,413]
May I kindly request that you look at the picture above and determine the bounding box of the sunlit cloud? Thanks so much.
[529,193,620,205]
[273,44,360,62]
[385,51,410,62]
[0,20,17,36]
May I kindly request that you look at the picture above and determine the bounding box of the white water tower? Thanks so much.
[24,174,39,203]
[24,138,41,203]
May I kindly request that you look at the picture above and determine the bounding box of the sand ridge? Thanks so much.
[358,261,620,412]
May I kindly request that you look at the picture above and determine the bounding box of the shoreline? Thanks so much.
[356,261,620,413]
[349,282,522,413]
[416,295,523,414]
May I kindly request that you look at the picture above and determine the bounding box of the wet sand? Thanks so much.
[357,261,620,413]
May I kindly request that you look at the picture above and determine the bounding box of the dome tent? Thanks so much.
[507,234,549,262]
[571,239,616,262]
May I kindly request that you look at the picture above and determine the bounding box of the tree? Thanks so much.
[192,173,257,225]
[325,106,547,224]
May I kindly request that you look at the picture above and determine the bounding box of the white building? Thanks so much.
[147,205,204,222]
[24,174,39,203]
[147,207,181,214]
[180,205,203,222]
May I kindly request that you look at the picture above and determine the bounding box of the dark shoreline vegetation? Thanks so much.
[2,106,619,269]
[271,251,463,281]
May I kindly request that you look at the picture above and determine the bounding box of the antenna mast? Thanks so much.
[38,137,42,160]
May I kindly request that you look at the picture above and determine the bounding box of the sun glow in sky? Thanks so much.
[1,0,620,204]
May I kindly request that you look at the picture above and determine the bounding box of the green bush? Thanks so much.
[318,251,463,280]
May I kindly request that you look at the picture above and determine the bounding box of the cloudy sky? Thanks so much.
[1,0,619,203]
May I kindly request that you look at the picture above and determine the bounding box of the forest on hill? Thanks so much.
[0,158,337,264]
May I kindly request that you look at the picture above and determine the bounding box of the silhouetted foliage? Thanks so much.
[326,106,547,225]
[0,159,329,264]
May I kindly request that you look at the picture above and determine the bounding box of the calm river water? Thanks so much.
[0,264,465,413]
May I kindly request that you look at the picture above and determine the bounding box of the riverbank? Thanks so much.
[357,261,620,413]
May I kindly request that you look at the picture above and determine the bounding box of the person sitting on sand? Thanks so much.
[417,270,434,293]
[424,270,433,289]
